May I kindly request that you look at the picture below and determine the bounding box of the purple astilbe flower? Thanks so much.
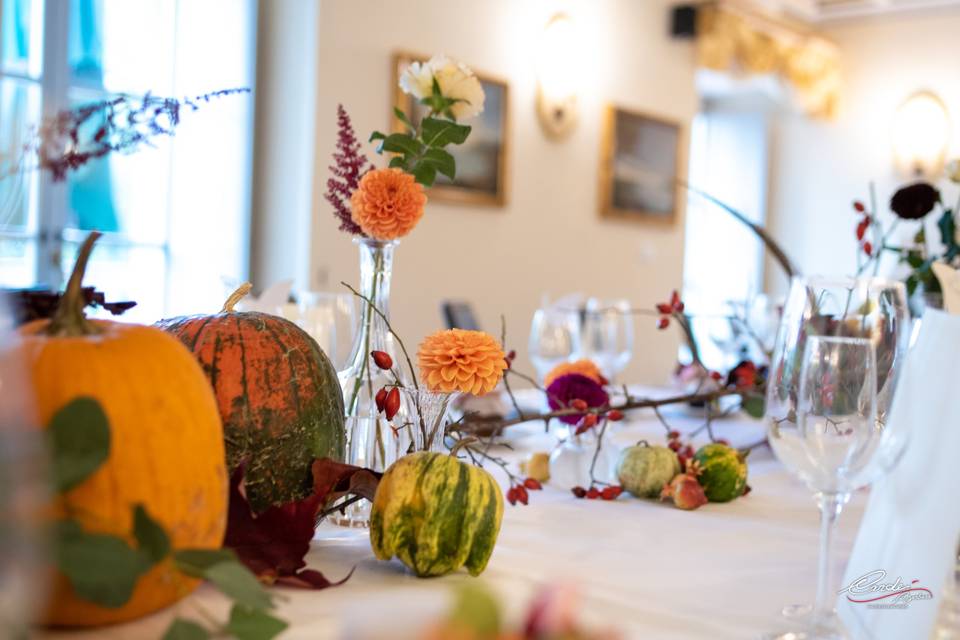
[546,374,610,425]
[325,105,370,236]
[5,88,250,182]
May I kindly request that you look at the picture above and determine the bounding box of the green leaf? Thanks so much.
[56,520,149,608]
[938,210,957,249]
[226,605,288,640]
[368,130,386,143]
[388,156,407,169]
[48,397,110,493]
[392,107,414,131]
[173,548,238,577]
[419,148,456,180]
[742,394,765,419]
[162,619,210,640]
[133,504,170,565]
[906,274,919,296]
[412,162,437,187]
[420,117,471,148]
[380,133,422,157]
[205,561,274,611]
[914,227,926,244]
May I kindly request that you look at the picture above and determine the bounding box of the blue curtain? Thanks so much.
[67,0,118,233]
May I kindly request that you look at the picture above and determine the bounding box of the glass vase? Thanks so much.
[334,237,406,527]
[401,388,457,453]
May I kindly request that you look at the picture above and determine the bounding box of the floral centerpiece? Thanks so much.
[326,57,487,483]
[851,166,960,311]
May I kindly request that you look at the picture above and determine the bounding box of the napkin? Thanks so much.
[837,308,960,639]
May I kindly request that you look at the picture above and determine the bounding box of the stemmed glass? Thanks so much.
[528,305,581,383]
[580,298,634,382]
[276,291,357,372]
[764,276,912,639]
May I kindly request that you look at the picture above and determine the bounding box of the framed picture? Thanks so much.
[598,105,682,223]
[391,52,509,207]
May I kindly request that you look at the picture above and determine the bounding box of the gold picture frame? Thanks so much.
[598,105,682,224]
[391,52,509,207]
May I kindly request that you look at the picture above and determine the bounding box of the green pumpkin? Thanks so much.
[693,443,748,502]
[370,452,504,578]
[616,443,681,498]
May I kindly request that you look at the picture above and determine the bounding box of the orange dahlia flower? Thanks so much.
[544,359,605,387]
[350,167,426,240]
[418,329,507,396]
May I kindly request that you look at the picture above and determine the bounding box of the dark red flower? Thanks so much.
[547,374,610,425]
[890,182,940,220]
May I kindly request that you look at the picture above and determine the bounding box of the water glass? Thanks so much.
[580,298,634,381]
[529,306,580,383]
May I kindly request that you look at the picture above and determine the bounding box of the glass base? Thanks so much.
[761,610,849,640]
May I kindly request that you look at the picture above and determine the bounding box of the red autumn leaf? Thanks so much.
[224,458,381,589]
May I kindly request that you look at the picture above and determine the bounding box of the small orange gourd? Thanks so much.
[19,232,228,627]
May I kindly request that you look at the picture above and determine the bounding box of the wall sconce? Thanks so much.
[892,90,951,177]
[536,13,579,140]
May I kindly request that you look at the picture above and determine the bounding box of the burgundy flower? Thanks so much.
[890,182,940,220]
[546,373,610,425]
[325,104,371,236]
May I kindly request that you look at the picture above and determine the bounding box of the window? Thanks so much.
[0,0,255,322]
[683,101,772,369]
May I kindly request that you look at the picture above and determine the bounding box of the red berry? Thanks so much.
[862,242,873,257]
[506,349,516,361]
[670,290,682,309]
[570,398,588,412]
[586,487,600,499]
[853,200,865,213]
[581,414,598,428]
[667,430,681,440]
[515,485,529,505]
[523,478,543,490]
[680,445,694,458]
[656,303,673,314]
[709,371,723,382]
[668,440,682,452]
[375,387,388,412]
[384,387,401,420]
[856,218,869,241]
[371,350,393,370]
[743,484,752,496]
[571,486,587,498]
[657,317,670,330]
[601,486,620,500]
[675,301,685,313]
[607,409,624,422]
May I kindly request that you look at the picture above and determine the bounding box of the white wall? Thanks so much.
[767,8,960,294]
[309,0,698,383]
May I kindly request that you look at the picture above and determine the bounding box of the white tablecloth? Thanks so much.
[38,391,868,640]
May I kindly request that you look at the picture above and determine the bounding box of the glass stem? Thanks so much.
[814,491,848,620]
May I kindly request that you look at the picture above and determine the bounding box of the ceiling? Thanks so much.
[742,0,960,21]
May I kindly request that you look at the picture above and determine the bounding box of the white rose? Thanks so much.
[398,55,485,121]
[398,60,433,100]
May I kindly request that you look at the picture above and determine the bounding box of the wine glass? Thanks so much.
[276,291,357,371]
[580,298,634,381]
[528,305,580,383]
[764,276,912,638]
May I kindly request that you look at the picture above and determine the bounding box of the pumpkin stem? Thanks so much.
[221,282,253,312]
[448,436,477,458]
[636,439,649,447]
[46,231,104,337]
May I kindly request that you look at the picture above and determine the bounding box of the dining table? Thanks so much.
[37,387,870,640]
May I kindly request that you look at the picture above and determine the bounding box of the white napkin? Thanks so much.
[838,309,960,638]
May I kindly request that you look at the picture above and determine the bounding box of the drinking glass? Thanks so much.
[528,306,580,383]
[580,298,634,381]
[764,277,912,640]
[276,291,357,372]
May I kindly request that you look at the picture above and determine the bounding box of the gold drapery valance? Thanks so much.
[695,4,841,119]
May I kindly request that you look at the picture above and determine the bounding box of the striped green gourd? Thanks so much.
[370,451,504,577]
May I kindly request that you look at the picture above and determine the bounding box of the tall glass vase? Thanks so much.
[334,237,406,527]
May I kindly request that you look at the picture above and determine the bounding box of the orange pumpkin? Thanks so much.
[20,232,228,627]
